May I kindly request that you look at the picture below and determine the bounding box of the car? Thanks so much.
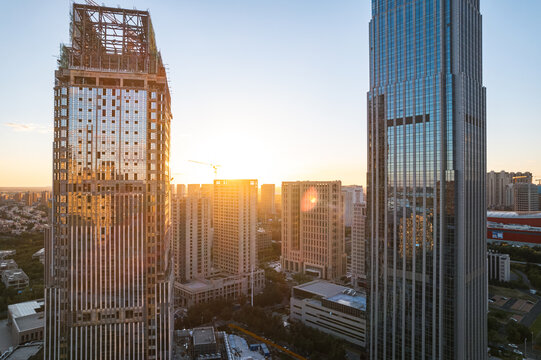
[530,289,537,295]
[509,343,518,349]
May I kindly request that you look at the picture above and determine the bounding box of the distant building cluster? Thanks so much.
[0,192,50,234]
[487,170,540,211]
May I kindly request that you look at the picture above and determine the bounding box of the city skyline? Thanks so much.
[1,0,541,187]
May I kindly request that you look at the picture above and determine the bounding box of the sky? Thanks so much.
[0,0,539,187]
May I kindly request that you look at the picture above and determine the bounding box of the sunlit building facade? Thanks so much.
[367,0,487,358]
[45,4,172,359]
[171,189,211,283]
[213,180,258,275]
[281,181,345,280]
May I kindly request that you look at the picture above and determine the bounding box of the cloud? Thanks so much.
[4,122,52,134]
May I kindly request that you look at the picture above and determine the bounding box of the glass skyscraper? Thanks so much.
[45,4,172,359]
[367,0,486,359]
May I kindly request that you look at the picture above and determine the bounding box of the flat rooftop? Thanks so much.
[294,280,366,311]
[8,299,44,319]
[193,327,216,346]
[13,313,44,332]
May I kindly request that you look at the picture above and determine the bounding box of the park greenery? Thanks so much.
[176,300,347,360]
[175,266,350,359]
[0,232,44,318]
[489,243,541,264]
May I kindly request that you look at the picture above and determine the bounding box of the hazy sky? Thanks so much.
[0,0,539,187]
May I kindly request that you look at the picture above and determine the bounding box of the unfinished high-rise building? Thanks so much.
[45,4,173,359]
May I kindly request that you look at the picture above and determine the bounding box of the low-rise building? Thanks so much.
[487,251,511,282]
[174,270,264,308]
[290,280,366,347]
[2,269,29,290]
[7,299,45,346]
[32,248,45,264]
[0,250,16,260]
[192,327,220,359]
[0,259,18,274]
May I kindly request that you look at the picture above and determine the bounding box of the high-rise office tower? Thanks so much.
[171,190,211,283]
[281,181,345,280]
[367,1,487,358]
[213,180,258,275]
[351,202,366,289]
[45,4,172,359]
[342,185,365,227]
[259,184,276,218]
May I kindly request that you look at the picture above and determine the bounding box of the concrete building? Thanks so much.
[350,202,366,289]
[7,299,45,346]
[32,248,45,264]
[175,184,186,197]
[0,259,18,274]
[342,185,364,227]
[367,1,487,358]
[0,250,16,260]
[514,183,539,212]
[174,270,264,308]
[487,251,510,283]
[213,180,258,275]
[281,181,345,280]
[259,184,276,218]
[172,190,212,283]
[45,4,173,358]
[290,280,366,347]
[192,327,220,359]
[2,269,29,290]
[256,224,273,261]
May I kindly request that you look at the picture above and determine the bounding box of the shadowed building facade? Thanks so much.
[45,4,173,359]
[367,0,487,359]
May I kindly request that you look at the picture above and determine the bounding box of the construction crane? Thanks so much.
[170,173,184,182]
[188,160,221,177]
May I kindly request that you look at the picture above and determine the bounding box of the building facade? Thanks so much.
[259,184,276,218]
[45,4,172,359]
[171,190,212,283]
[290,280,366,347]
[351,202,366,289]
[342,185,365,227]
[281,181,345,280]
[174,270,265,308]
[367,0,487,358]
[487,251,510,282]
[513,183,539,212]
[213,180,258,275]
